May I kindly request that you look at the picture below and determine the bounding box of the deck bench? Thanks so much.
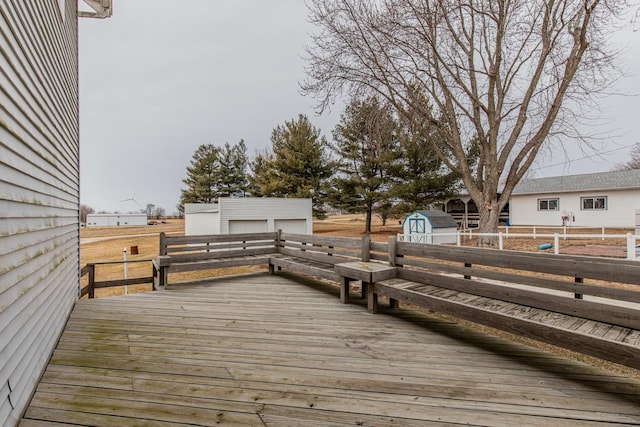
[153,232,279,288]
[368,237,640,370]
[269,233,374,297]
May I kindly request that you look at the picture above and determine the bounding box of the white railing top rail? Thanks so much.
[397,232,639,260]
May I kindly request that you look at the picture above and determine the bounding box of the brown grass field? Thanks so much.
[80,215,639,379]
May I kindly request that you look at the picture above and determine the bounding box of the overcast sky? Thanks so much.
[79,1,640,214]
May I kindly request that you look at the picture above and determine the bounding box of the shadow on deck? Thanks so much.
[21,272,640,426]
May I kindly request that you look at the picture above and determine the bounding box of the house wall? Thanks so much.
[218,198,313,234]
[510,189,640,227]
[0,2,79,426]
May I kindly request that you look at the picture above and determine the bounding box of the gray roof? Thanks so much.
[414,210,458,228]
[512,169,640,195]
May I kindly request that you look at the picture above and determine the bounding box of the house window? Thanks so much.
[581,196,607,210]
[538,198,559,211]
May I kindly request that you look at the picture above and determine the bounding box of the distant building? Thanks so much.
[401,210,458,244]
[185,198,313,235]
[440,194,510,228]
[86,213,148,227]
[509,169,640,227]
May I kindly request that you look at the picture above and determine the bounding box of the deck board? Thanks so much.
[21,272,640,426]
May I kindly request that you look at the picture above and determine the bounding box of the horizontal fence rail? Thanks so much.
[398,231,639,260]
[80,259,154,298]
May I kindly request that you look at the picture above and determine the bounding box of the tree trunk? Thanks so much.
[365,205,373,233]
[476,198,501,247]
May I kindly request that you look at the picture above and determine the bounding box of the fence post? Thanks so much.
[388,236,397,267]
[362,233,371,262]
[498,232,503,250]
[387,236,399,308]
[88,264,95,299]
[602,226,605,241]
[456,231,461,247]
[554,233,559,255]
[533,226,536,240]
[159,232,167,255]
[627,233,635,261]
[563,225,567,240]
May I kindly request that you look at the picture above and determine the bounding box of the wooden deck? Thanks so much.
[21,272,640,426]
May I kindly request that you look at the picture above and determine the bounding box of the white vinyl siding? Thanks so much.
[185,211,220,235]
[510,190,637,227]
[229,220,269,234]
[0,1,79,426]
[274,219,308,234]
[218,198,313,234]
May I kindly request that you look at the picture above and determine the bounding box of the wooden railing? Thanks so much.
[77,232,640,369]
[80,259,154,298]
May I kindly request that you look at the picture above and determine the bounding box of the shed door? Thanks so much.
[274,219,307,234]
[229,220,268,234]
[409,218,426,233]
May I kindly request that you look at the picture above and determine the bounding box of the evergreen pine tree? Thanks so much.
[179,141,248,212]
[329,97,399,232]
[248,115,334,218]
[388,113,460,214]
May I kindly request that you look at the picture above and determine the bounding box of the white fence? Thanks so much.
[397,229,640,260]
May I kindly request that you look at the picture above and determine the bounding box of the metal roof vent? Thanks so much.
[79,0,113,19]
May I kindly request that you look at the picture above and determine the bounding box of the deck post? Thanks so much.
[276,229,282,251]
[340,277,350,304]
[159,232,167,255]
[361,233,370,262]
[387,236,398,308]
[88,264,95,299]
[388,236,396,266]
[367,283,378,314]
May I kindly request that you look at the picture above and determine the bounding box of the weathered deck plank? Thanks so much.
[21,272,640,426]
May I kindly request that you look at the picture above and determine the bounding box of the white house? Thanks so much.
[401,210,458,244]
[86,213,148,227]
[509,169,640,227]
[185,198,313,235]
[0,2,111,426]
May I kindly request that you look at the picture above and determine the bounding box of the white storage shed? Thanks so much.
[86,213,148,227]
[402,210,458,244]
[185,198,313,235]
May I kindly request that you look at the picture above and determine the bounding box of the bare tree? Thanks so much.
[79,204,94,224]
[303,0,632,245]
[614,143,640,170]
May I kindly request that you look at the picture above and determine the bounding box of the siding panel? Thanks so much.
[0,1,79,426]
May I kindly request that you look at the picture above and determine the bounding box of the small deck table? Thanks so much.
[334,262,396,310]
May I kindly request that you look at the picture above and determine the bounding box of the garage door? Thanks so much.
[228,220,268,234]
[274,219,307,234]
